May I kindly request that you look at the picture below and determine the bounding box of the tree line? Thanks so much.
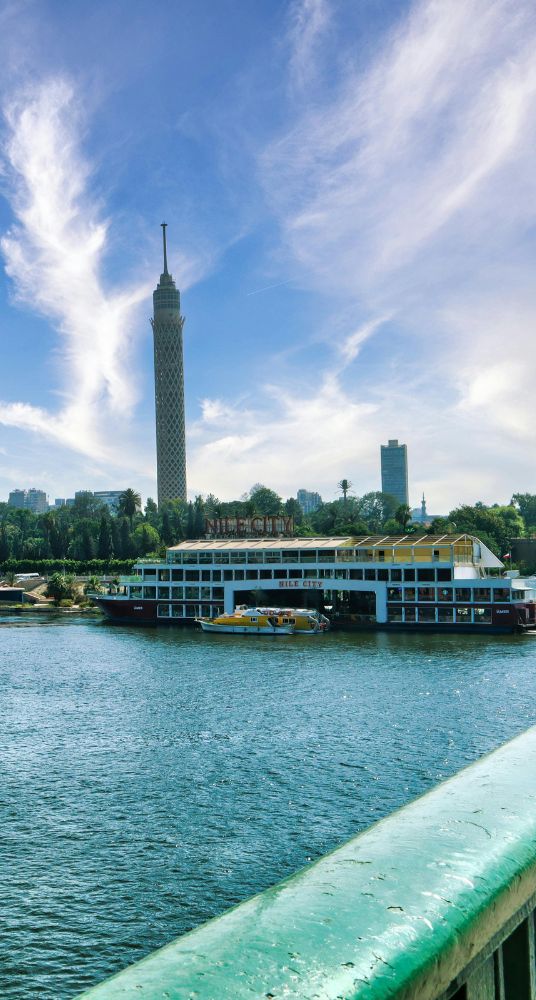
[1,484,535,575]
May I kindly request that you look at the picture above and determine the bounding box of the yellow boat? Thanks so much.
[253,606,330,634]
[197,608,294,634]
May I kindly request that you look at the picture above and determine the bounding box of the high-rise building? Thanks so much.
[380,439,409,506]
[94,490,124,513]
[8,488,48,513]
[8,489,26,509]
[297,489,322,514]
[151,223,187,506]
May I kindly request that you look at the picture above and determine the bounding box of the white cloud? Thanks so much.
[286,0,331,92]
[248,0,536,506]
[0,77,151,461]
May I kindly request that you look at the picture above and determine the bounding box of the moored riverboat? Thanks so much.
[90,534,536,634]
[197,608,294,634]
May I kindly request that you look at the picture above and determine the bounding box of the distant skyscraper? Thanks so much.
[151,224,187,506]
[380,439,409,506]
[297,489,322,514]
[8,488,48,513]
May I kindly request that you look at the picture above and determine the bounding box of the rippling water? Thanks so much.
[1,613,536,998]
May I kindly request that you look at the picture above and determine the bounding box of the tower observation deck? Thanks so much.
[151,224,187,506]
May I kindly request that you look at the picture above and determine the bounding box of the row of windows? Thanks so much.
[131,586,224,600]
[142,566,453,583]
[157,604,223,618]
[167,549,457,566]
[388,606,494,624]
[387,586,512,603]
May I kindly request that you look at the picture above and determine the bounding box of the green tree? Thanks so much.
[248,484,283,515]
[337,479,352,508]
[97,515,113,561]
[186,502,195,539]
[394,504,412,531]
[118,488,142,527]
[194,496,205,537]
[0,524,10,563]
[84,575,103,595]
[45,572,76,604]
[357,492,398,531]
[132,523,161,555]
[511,494,536,532]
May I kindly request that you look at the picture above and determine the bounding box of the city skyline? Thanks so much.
[1,0,536,510]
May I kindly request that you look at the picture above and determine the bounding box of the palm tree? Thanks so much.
[395,504,412,531]
[118,488,142,527]
[338,479,352,509]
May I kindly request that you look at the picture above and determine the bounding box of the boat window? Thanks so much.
[438,607,454,622]
[388,607,403,622]
[418,569,435,582]
[404,569,416,581]
[213,587,224,599]
[438,588,452,601]
[158,569,170,581]
[474,588,491,602]
[454,588,471,602]
[171,606,183,617]
[212,571,222,581]
[234,570,244,580]
[185,587,198,599]
[246,571,258,580]
[158,587,170,599]
[274,570,287,579]
[390,569,402,582]
[289,569,302,578]
[171,569,183,581]
[404,587,416,601]
[418,607,436,622]
[182,553,198,564]
[387,587,402,601]
[157,604,170,617]
[198,553,212,563]
[437,569,452,581]
[418,587,435,602]
[265,551,282,563]
[493,588,511,602]
[260,570,272,579]
[247,552,263,563]
[404,607,416,621]
[455,606,471,623]
[143,587,156,598]
[378,569,389,581]
[172,587,184,598]
[185,571,199,581]
[474,607,492,623]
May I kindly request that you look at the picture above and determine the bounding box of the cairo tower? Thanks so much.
[151,223,187,506]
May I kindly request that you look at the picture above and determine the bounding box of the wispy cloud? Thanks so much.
[249,0,536,504]
[0,77,151,461]
[286,0,331,92]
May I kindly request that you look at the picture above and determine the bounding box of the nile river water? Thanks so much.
[2,613,536,998]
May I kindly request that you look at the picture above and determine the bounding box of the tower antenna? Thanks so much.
[161,222,168,275]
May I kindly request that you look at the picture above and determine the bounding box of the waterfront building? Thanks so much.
[380,439,409,505]
[151,223,186,506]
[94,534,536,633]
[8,488,48,513]
[297,489,322,514]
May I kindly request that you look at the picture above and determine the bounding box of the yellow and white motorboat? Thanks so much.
[197,608,295,634]
[252,606,330,634]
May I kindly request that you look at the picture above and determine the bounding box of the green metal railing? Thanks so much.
[76,727,536,999]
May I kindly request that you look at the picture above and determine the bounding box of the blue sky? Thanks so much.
[1,0,536,510]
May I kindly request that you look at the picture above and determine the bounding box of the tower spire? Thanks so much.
[161,222,168,275]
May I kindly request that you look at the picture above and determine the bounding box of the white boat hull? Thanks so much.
[198,620,294,634]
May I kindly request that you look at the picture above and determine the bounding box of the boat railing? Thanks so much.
[76,726,536,999]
